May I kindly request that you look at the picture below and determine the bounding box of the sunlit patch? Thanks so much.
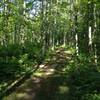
[66,56,71,59]
[49,68,55,72]
[39,64,48,69]
[70,60,74,63]
[45,58,51,62]
[60,44,66,48]
[45,68,55,75]
[59,86,69,94]
[39,64,45,68]
[34,72,43,77]
[64,50,72,54]
[34,78,41,83]
[62,68,66,71]
[17,93,27,98]
[25,88,32,92]
[17,92,35,100]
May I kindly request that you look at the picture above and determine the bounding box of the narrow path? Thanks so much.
[3,47,72,100]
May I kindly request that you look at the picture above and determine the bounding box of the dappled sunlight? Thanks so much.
[3,46,100,100]
[33,68,55,77]
[0,0,99,99]
[32,77,42,83]
[33,72,44,77]
[45,68,55,75]
[3,47,73,100]
[17,93,27,98]
[58,86,69,94]
[16,92,36,100]
[39,64,45,68]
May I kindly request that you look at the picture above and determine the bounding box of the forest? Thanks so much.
[0,0,100,100]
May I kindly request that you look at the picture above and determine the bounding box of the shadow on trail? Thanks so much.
[34,65,100,100]
[34,47,100,100]
[34,74,69,100]
[3,47,100,100]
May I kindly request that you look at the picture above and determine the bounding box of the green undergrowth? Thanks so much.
[35,47,100,100]
[0,42,42,95]
[1,45,100,100]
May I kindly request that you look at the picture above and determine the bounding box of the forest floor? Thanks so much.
[3,47,100,100]
[3,47,73,100]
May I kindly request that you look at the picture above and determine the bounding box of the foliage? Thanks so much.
[0,0,100,99]
[0,42,42,94]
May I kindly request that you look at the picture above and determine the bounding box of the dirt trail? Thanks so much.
[3,47,72,100]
